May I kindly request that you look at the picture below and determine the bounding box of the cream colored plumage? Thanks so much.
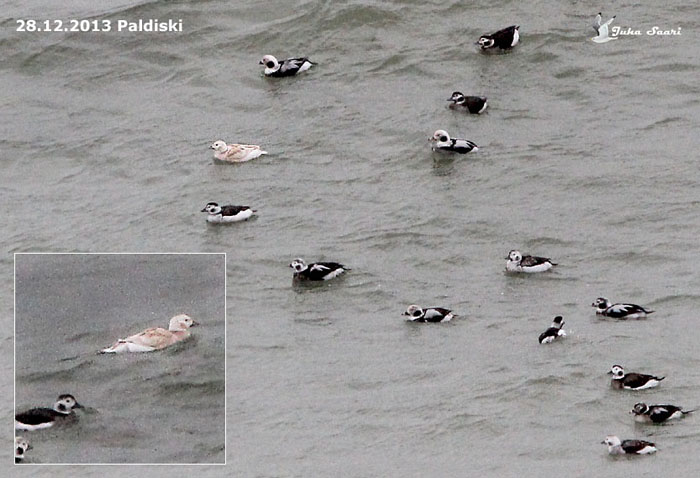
[210,140,267,163]
[100,314,198,353]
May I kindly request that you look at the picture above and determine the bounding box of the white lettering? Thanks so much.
[647,26,681,35]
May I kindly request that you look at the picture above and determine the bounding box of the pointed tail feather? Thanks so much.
[99,339,126,354]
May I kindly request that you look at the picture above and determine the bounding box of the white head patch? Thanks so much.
[290,258,307,273]
[168,314,197,331]
[211,140,228,152]
[508,250,522,262]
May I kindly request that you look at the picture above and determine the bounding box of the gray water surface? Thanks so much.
[2,0,700,476]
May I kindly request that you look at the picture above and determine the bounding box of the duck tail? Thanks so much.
[98,339,126,354]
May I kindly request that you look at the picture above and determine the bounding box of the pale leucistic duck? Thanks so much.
[100,314,198,353]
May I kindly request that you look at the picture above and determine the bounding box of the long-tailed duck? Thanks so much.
[99,314,198,353]
[210,140,267,163]
[477,25,520,50]
[259,54,315,77]
[609,365,664,390]
[630,402,694,424]
[538,316,566,344]
[602,435,657,455]
[429,129,478,154]
[15,436,30,463]
[289,258,348,281]
[15,394,83,431]
[447,91,488,114]
[592,297,653,319]
[201,202,256,223]
[402,305,455,323]
[505,250,556,273]
[592,13,617,43]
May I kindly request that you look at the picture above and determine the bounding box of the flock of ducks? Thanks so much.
[200,25,523,221]
[280,252,688,456]
[197,15,689,459]
[15,314,199,462]
[14,12,684,464]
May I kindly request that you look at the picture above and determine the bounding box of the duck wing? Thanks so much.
[16,408,57,425]
[621,439,654,453]
[520,255,551,267]
[623,373,662,388]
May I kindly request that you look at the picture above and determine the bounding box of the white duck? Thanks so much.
[210,140,267,163]
[100,314,198,353]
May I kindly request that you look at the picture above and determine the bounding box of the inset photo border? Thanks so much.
[14,253,226,465]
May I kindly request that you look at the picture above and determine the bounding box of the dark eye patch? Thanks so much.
[439,136,447,142]
[266,61,275,68]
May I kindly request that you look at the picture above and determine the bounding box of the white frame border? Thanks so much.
[13,252,227,466]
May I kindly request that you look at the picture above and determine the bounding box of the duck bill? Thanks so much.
[74,402,84,409]
[201,207,208,212]
[190,320,199,327]
[606,371,613,375]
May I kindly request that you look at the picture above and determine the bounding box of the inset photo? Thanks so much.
[14,253,225,464]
